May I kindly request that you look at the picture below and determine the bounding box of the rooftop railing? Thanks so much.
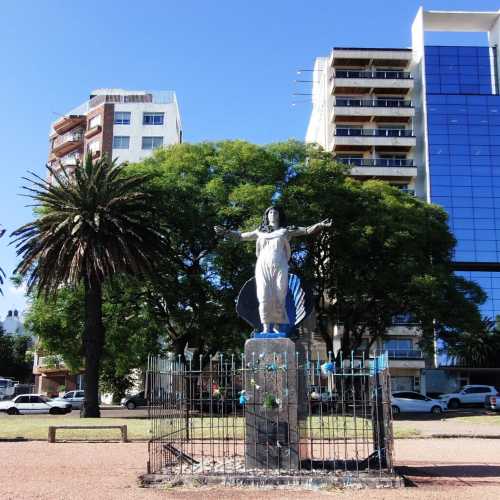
[335,70,412,79]
[335,98,413,108]
[335,128,414,137]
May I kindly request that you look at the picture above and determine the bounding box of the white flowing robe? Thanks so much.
[240,227,309,326]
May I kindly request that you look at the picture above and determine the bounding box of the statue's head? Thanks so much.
[260,206,287,232]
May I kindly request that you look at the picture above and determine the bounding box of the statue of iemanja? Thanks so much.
[215,206,332,334]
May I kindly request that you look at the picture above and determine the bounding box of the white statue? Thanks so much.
[215,206,331,333]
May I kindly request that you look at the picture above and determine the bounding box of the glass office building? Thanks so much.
[425,45,500,323]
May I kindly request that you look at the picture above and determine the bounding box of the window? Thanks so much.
[142,136,163,150]
[88,115,101,129]
[143,112,164,125]
[114,111,131,125]
[405,392,427,401]
[113,136,130,149]
[17,396,29,403]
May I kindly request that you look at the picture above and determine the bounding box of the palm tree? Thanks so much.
[11,155,167,417]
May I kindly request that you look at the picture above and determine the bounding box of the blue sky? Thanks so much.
[0,0,499,317]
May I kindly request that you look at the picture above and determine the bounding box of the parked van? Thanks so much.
[0,378,17,400]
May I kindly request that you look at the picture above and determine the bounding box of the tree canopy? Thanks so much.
[23,140,487,382]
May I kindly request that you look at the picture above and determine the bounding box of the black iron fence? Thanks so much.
[146,351,393,481]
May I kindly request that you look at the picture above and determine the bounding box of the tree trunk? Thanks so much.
[81,278,104,418]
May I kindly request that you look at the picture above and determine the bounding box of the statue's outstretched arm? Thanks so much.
[288,219,333,238]
[214,226,258,241]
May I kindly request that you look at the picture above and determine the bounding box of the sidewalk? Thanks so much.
[1,439,500,499]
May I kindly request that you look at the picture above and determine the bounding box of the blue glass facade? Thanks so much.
[425,45,500,322]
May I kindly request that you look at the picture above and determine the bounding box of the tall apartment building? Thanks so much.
[307,8,500,393]
[35,89,182,396]
[48,88,182,173]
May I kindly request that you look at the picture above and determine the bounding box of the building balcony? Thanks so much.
[329,48,412,68]
[332,98,414,122]
[336,128,414,138]
[52,130,84,157]
[376,349,424,360]
[376,350,425,369]
[85,125,102,139]
[334,127,416,148]
[52,115,86,135]
[335,70,412,79]
[335,98,412,108]
[51,153,81,171]
[330,71,413,95]
[34,355,67,374]
[335,157,415,167]
[336,157,417,178]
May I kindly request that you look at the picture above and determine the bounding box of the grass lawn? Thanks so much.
[453,414,500,425]
[0,415,420,441]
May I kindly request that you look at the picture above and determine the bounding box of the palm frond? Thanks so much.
[11,155,168,296]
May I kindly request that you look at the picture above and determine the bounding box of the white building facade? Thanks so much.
[48,89,182,172]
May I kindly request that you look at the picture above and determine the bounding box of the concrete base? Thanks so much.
[244,337,300,470]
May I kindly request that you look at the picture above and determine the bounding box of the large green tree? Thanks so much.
[25,278,165,401]
[443,317,500,368]
[283,156,485,355]
[11,156,167,417]
[0,325,33,382]
[126,140,485,359]
[124,140,291,357]
[18,141,488,385]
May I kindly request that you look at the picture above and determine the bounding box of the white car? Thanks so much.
[439,385,498,409]
[52,390,84,410]
[0,394,72,415]
[391,391,447,414]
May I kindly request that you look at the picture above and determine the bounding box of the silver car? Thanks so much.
[53,390,85,410]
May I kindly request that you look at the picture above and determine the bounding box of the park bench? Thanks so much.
[47,425,128,443]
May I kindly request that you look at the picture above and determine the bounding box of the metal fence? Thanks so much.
[146,351,393,481]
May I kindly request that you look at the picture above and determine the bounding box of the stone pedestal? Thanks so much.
[244,337,300,470]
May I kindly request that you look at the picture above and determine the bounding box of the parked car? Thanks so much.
[52,390,85,410]
[121,391,147,410]
[0,394,72,415]
[391,391,447,414]
[439,385,498,409]
[485,393,500,412]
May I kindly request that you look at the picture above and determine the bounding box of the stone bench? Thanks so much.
[48,425,128,443]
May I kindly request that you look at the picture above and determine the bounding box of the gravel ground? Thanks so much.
[1,439,500,500]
